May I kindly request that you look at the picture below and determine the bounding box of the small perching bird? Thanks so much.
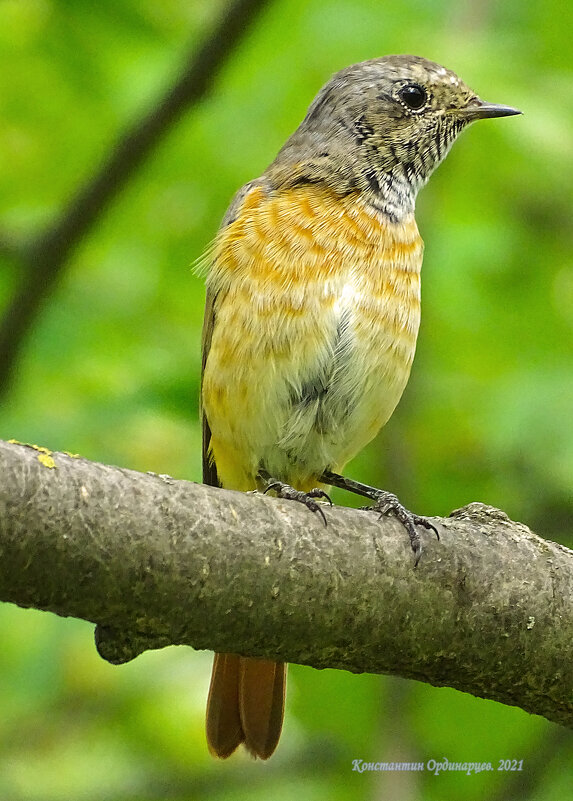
[200,54,521,759]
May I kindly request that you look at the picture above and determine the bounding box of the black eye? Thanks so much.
[398,83,428,111]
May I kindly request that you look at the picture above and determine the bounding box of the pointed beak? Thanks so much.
[459,98,522,121]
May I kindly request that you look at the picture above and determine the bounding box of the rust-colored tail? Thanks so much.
[206,653,286,759]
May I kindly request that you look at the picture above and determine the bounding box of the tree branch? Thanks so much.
[1,438,572,729]
[0,0,271,397]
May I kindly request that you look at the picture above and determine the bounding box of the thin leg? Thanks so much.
[258,469,332,526]
[320,470,439,565]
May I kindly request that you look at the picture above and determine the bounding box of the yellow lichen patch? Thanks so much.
[38,452,56,469]
[31,445,52,454]
[21,444,58,468]
[8,440,59,463]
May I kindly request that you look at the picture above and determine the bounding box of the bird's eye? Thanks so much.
[398,83,428,111]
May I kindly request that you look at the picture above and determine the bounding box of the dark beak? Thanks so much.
[460,99,522,121]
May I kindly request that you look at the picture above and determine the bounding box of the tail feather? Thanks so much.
[206,653,243,758]
[206,653,286,759]
[240,658,286,759]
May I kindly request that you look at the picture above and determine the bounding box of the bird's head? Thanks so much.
[269,55,520,216]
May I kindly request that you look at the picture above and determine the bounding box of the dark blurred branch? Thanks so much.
[0,231,21,262]
[1,439,573,730]
[0,0,270,398]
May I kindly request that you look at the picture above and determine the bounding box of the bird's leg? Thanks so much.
[257,468,332,526]
[319,470,439,565]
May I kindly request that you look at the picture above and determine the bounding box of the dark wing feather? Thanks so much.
[200,177,270,489]
[201,287,221,488]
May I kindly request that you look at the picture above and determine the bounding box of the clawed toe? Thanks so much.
[317,471,439,565]
[306,488,333,506]
[368,491,439,565]
[412,515,440,540]
[263,480,331,525]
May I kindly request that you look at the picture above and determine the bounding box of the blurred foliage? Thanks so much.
[0,0,572,799]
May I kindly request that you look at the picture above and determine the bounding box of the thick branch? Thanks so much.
[0,0,271,396]
[1,439,572,729]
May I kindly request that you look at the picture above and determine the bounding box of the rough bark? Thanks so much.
[0,439,572,729]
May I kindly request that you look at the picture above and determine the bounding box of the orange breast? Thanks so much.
[202,182,423,491]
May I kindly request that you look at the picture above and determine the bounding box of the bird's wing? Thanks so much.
[200,178,269,488]
[200,286,220,487]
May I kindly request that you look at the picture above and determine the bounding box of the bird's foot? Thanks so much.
[261,476,331,526]
[363,490,439,566]
[319,470,438,565]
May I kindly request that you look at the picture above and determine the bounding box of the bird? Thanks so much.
[200,54,520,760]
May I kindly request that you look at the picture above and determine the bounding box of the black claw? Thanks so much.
[263,480,329,526]
[414,516,440,541]
[313,503,328,527]
[366,491,438,564]
[318,471,439,563]
[306,488,333,506]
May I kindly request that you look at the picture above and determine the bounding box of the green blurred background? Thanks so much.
[0,0,572,799]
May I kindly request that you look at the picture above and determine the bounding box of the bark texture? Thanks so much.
[1,439,572,728]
